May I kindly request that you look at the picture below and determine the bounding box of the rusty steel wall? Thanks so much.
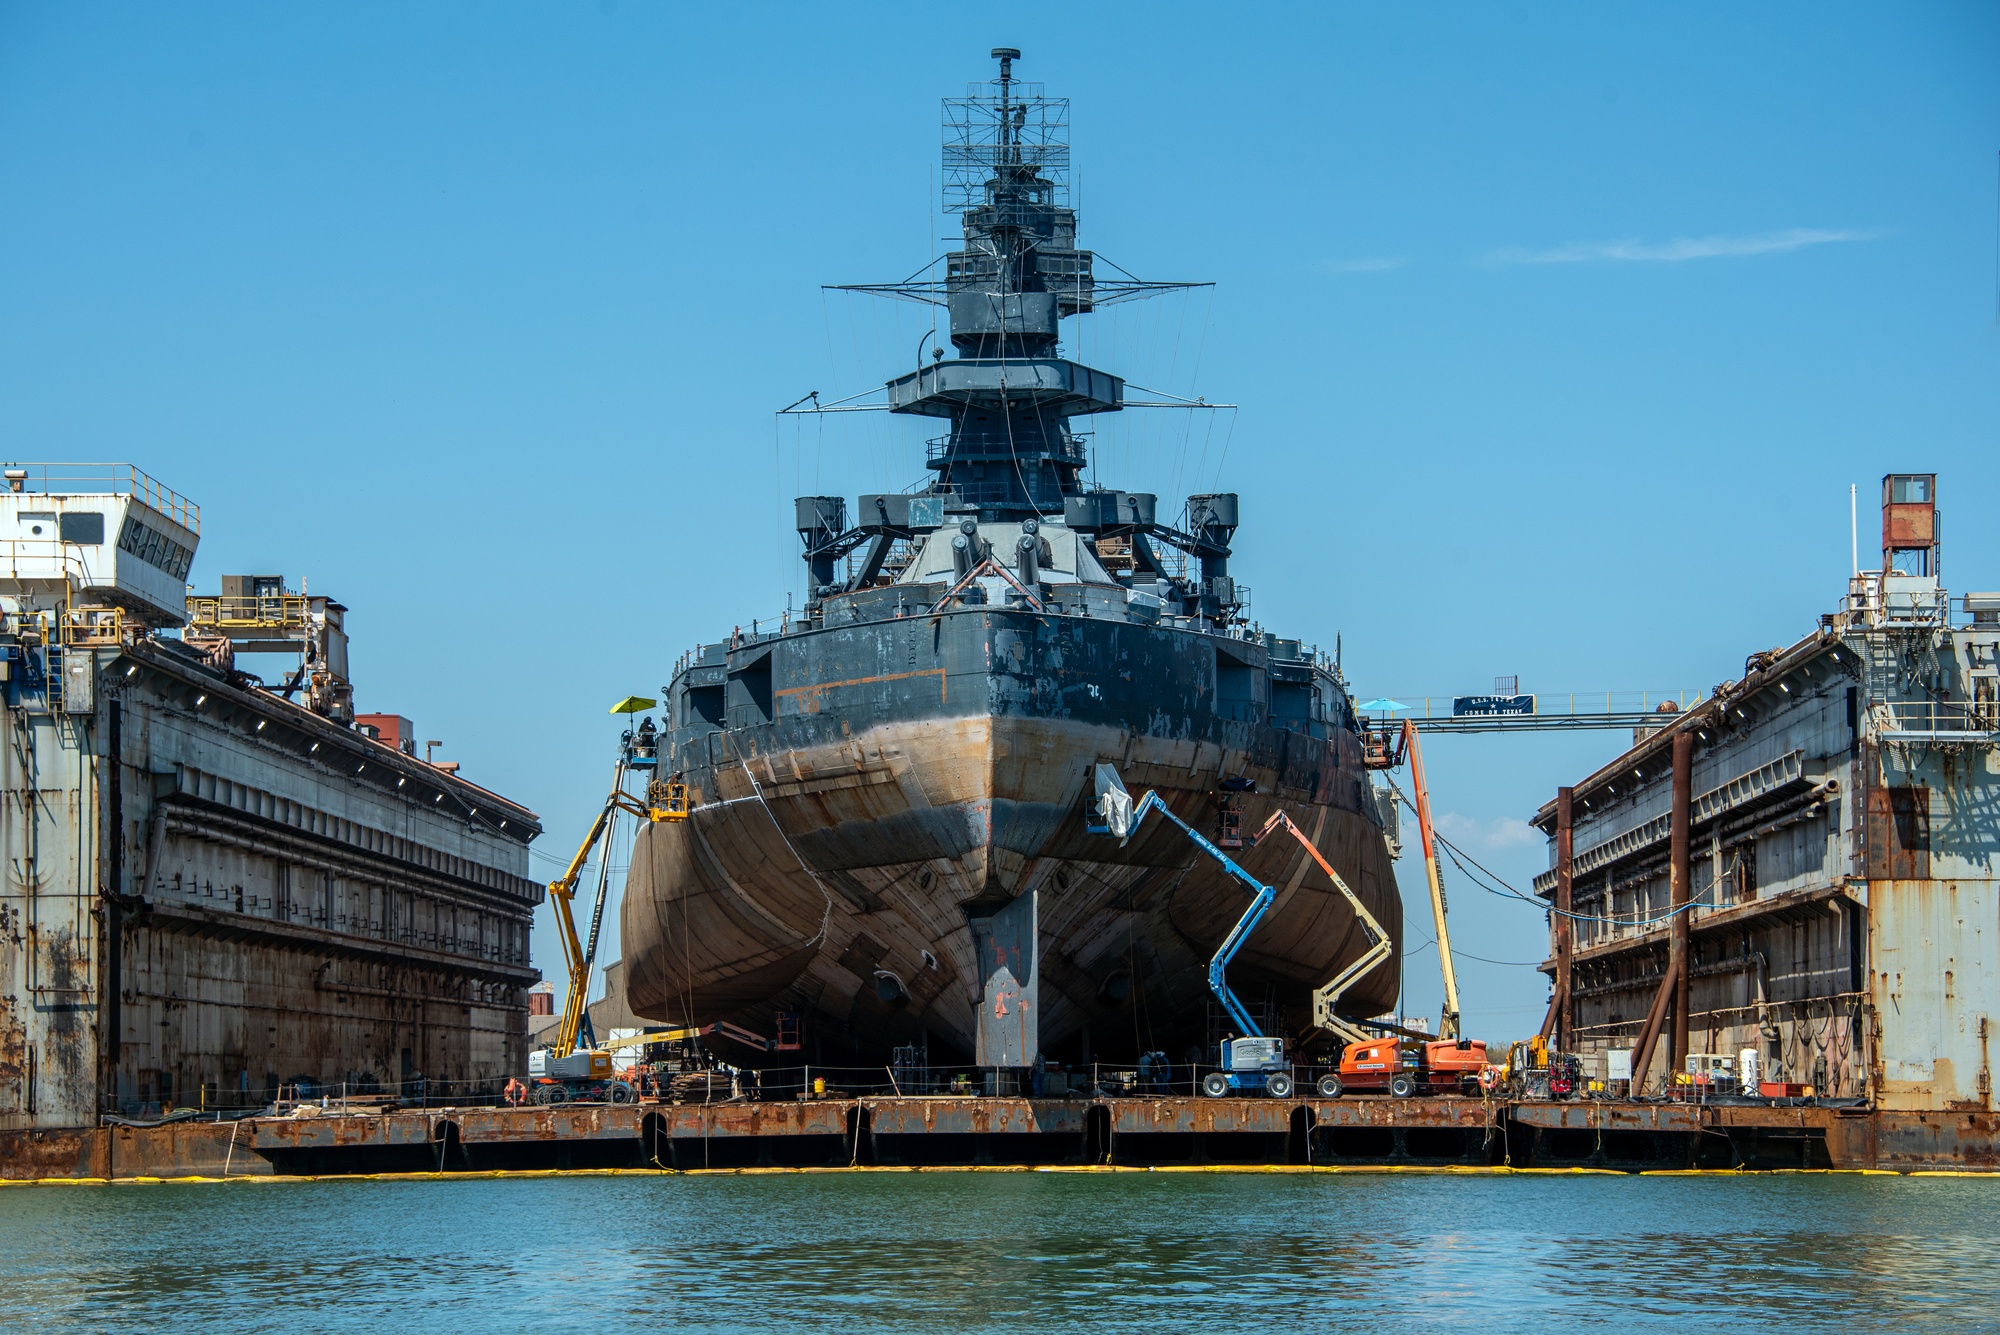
[0,700,96,1124]
[8,1096,1995,1177]
[1538,612,2000,1112]
[0,641,544,1130]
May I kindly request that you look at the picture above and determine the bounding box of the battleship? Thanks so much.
[620,50,1403,1069]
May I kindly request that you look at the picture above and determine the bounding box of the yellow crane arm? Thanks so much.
[598,1019,772,1052]
[547,780,662,1059]
[1252,809,1393,1048]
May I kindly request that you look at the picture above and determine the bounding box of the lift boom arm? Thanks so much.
[598,1020,774,1053]
[1128,789,1276,1039]
[1401,718,1462,1040]
[1251,810,1392,1048]
[547,770,662,1059]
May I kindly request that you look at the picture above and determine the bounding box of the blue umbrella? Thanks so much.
[1357,698,1409,712]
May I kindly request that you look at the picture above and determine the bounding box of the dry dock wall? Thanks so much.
[1535,558,1999,1114]
[0,639,544,1130]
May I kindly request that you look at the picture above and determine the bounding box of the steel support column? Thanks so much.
[1669,731,1693,1071]
[1553,786,1574,1048]
[1627,950,1679,1094]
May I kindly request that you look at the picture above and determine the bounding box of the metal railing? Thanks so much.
[924,435,1089,467]
[60,603,125,647]
[185,593,311,633]
[1871,699,2000,739]
[1,462,199,533]
[0,539,90,586]
[103,1074,527,1120]
[1360,689,1706,734]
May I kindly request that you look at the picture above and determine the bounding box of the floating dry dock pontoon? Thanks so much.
[3,1095,1994,1179]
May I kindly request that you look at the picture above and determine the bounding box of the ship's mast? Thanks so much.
[811,50,1222,610]
[828,50,1200,522]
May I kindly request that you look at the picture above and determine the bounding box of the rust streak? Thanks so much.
[776,669,947,715]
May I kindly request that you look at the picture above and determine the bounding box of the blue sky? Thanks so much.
[2,3,1994,1038]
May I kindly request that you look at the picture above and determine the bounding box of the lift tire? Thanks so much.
[1201,1072,1232,1098]
[1264,1073,1294,1099]
[604,1081,637,1105]
[1316,1073,1343,1099]
[1390,1074,1416,1098]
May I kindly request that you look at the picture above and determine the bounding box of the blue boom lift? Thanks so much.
[1089,766,1293,1098]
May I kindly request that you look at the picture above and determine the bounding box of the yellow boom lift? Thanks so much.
[536,698,687,1085]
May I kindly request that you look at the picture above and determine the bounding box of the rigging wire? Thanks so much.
[1441,819,1707,928]
[1384,775,1710,928]
[1402,937,1545,969]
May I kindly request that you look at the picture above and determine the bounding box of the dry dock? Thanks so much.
[4,1095,1993,1180]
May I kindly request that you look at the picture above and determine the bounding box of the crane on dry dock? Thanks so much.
[1362,716,1463,1040]
[530,698,688,1097]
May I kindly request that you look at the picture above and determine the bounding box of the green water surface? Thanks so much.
[2,1171,1995,1332]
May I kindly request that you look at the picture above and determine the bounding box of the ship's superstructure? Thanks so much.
[622,53,1402,1070]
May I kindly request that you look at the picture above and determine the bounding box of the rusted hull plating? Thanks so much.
[626,608,1402,1062]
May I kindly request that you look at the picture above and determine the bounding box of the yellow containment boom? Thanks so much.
[1251,810,1393,1049]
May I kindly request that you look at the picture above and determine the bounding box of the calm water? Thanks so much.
[3,1171,1997,1332]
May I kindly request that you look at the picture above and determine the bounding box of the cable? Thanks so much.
[1440,831,1705,928]
[1402,936,1543,968]
[736,761,833,951]
[1384,776,1710,929]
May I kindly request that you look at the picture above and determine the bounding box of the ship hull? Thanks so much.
[622,605,1401,1064]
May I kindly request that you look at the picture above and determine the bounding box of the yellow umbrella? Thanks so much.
[608,695,657,715]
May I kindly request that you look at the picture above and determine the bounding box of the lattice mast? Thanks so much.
[832,49,1204,521]
[942,47,1084,356]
